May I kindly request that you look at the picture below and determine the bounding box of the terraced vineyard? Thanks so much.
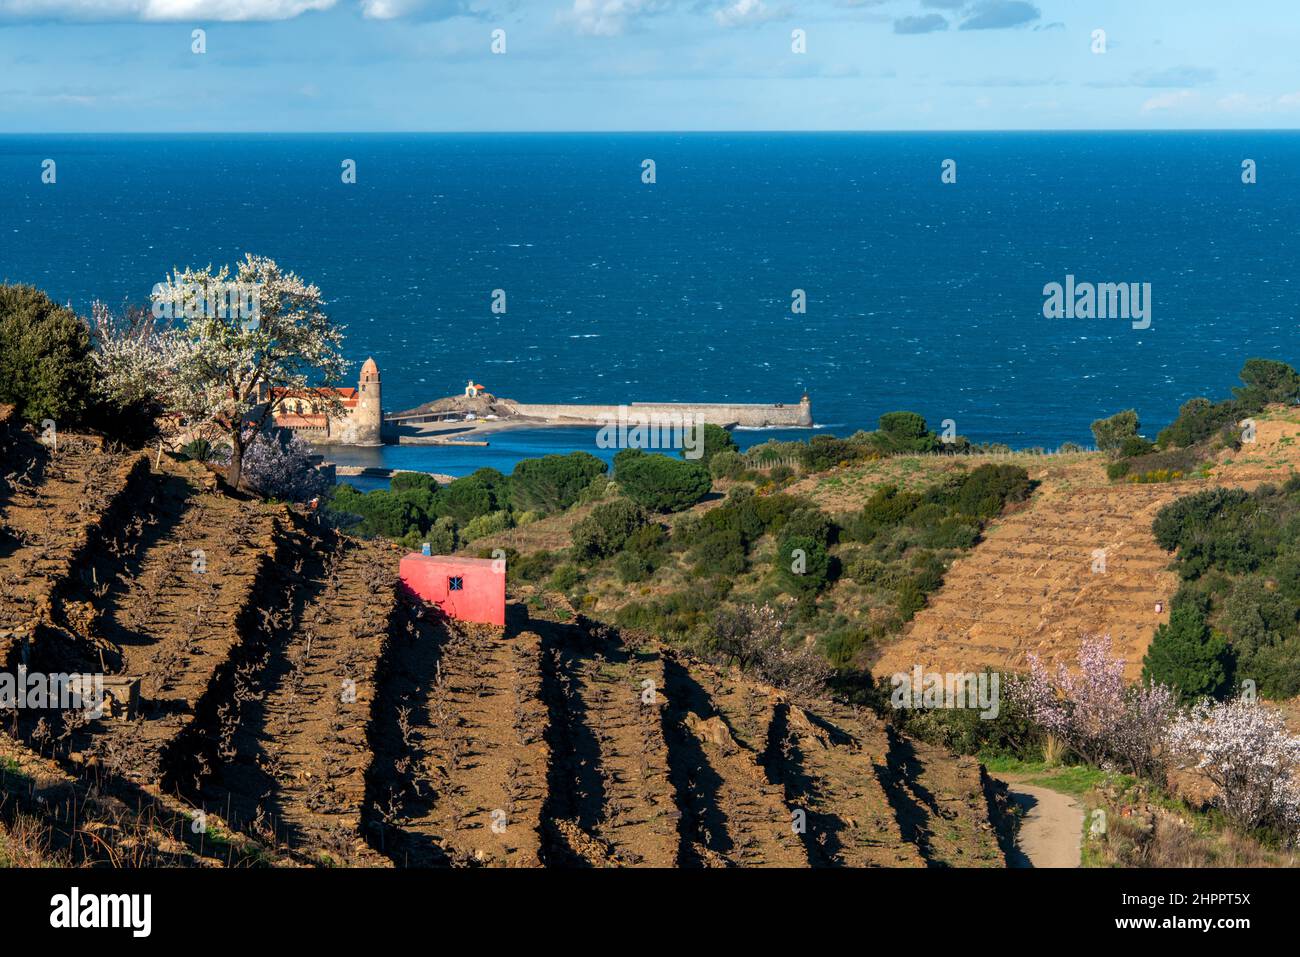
[871,415,1300,684]
[873,481,1185,682]
[0,407,1008,868]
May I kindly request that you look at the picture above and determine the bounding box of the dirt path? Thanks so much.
[1005,782,1083,868]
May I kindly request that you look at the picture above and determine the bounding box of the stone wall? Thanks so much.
[501,399,812,428]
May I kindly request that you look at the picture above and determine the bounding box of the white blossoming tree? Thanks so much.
[89,300,191,419]
[93,254,346,487]
[1166,698,1300,839]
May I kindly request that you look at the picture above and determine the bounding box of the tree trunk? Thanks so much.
[228,436,244,488]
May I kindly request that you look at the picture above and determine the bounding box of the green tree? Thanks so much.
[437,468,510,524]
[511,452,606,515]
[682,423,738,467]
[872,411,938,455]
[1155,397,1239,449]
[0,284,94,425]
[614,450,711,513]
[328,486,417,539]
[1141,605,1233,701]
[1090,409,1140,456]
[775,534,830,594]
[571,499,647,560]
[390,471,440,519]
[1233,358,1300,408]
[462,509,513,541]
[425,516,458,554]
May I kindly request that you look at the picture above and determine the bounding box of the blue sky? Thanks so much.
[1,0,1298,131]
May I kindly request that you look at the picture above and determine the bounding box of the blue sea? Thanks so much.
[2,132,1297,482]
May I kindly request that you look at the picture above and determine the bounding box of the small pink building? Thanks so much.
[399,553,505,627]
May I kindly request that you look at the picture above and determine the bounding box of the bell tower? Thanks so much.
[355,357,382,445]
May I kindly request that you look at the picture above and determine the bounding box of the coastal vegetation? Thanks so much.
[486,460,1033,679]
[326,453,611,550]
[6,272,1300,868]
[0,261,348,490]
[1098,358,1300,484]
[1145,477,1300,700]
[0,285,95,425]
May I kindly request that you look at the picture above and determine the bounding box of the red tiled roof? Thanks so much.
[271,386,358,408]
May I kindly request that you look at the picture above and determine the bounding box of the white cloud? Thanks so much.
[566,0,667,36]
[0,0,336,20]
[713,0,776,28]
[1140,89,1195,113]
[358,0,414,16]
[1216,91,1300,114]
[359,0,474,19]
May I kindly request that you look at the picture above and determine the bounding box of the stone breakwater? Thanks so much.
[499,398,813,429]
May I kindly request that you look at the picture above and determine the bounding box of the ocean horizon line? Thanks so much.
[4,128,1300,137]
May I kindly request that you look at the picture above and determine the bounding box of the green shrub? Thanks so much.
[180,438,214,463]
[800,434,859,471]
[896,579,927,620]
[571,498,648,560]
[921,517,980,550]
[775,534,830,594]
[1119,435,1156,458]
[690,527,747,576]
[846,554,905,589]
[818,627,871,670]
[511,452,607,515]
[767,464,796,484]
[549,563,582,592]
[614,549,659,583]
[780,506,836,547]
[684,423,738,467]
[1141,605,1233,701]
[614,450,712,513]
[510,549,557,583]
[709,449,745,480]
[844,485,923,542]
[887,676,1041,758]
[462,509,512,541]
[0,284,94,425]
[1091,409,1140,456]
[948,464,1032,518]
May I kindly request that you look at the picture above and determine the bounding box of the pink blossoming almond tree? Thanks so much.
[1017,635,1176,776]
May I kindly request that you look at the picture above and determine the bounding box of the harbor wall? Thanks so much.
[500,398,812,428]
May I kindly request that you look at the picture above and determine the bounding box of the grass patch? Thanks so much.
[982,755,1131,796]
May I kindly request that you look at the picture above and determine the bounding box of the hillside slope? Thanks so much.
[0,408,1006,868]
[872,409,1300,681]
